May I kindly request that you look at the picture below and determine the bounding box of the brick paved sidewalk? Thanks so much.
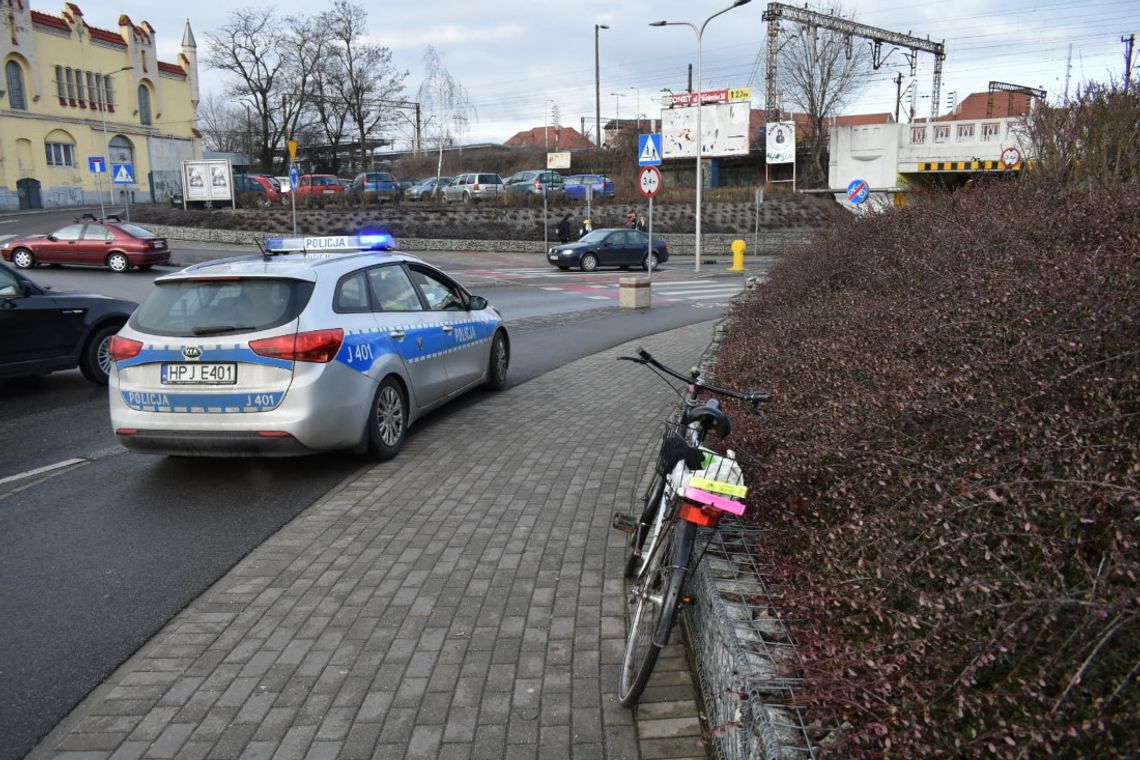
[30,322,719,760]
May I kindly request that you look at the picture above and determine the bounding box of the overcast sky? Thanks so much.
[96,0,1135,146]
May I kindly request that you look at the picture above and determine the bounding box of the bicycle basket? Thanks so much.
[655,420,705,476]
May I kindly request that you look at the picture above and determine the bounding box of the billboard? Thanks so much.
[181,159,233,203]
[766,121,796,164]
[661,102,750,159]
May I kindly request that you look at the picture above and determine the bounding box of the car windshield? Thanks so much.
[115,223,159,239]
[578,230,611,244]
[131,278,315,337]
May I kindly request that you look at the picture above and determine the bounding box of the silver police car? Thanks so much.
[108,235,509,459]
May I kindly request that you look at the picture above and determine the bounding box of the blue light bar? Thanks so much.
[264,234,396,253]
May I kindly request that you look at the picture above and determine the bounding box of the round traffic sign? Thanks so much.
[1000,146,1021,168]
[638,166,662,198]
[847,178,869,205]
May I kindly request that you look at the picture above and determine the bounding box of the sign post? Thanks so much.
[112,162,135,221]
[847,178,869,206]
[89,156,107,219]
[287,140,299,235]
[638,165,662,291]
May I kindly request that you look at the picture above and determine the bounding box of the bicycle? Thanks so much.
[611,348,770,706]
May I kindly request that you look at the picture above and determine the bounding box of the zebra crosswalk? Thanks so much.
[536,277,748,305]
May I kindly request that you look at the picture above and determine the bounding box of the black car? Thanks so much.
[547,228,669,272]
[0,261,137,384]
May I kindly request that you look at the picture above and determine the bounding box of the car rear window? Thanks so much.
[477,174,500,184]
[115,223,159,239]
[130,278,315,337]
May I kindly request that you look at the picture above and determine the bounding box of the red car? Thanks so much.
[0,216,171,273]
[293,174,345,203]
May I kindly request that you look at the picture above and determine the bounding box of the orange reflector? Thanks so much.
[678,501,722,527]
[257,431,292,438]
[116,428,137,435]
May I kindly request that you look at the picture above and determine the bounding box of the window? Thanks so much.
[981,122,1001,141]
[957,123,975,140]
[76,71,86,105]
[53,224,86,242]
[104,75,114,110]
[335,272,371,313]
[934,125,950,143]
[45,142,76,167]
[6,60,27,110]
[87,73,99,108]
[910,127,927,144]
[368,266,422,312]
[65,68,76,101]
[407,267,464,311]
[138,84,152,125]
[55,66,65,100]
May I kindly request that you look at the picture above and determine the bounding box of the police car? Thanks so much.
[108,234,509,459]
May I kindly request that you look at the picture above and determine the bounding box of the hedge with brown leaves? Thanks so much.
[711,177,1139,756]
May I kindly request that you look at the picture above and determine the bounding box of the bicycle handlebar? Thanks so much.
[619,348,772,405]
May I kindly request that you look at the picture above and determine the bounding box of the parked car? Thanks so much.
[0,215,171,273]
[349,171,402,204]
[563,174,615,200]
[547,228,669,272]
[108,235,510,460]
[407,176,453,201]
[0,261,137,384]
[504,170,565,198]
[293,174,345,202]
[441,173,505,204]
[233,174,282,206]
[275,176,292,194]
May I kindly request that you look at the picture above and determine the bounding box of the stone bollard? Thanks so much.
[619,276,651,309]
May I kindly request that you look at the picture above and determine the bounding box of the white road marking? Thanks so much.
[0,458,86,486]
[654,286,741,297]
[540,286,565,291]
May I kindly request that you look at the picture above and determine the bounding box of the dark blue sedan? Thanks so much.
[563,174,615,200]
[547,228,668,272]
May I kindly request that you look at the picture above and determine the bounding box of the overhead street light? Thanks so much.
[629,85,640,131]
[98,66,133,220]
[650,0,752,272]
[594,24,609,148]
[609,91,626,139]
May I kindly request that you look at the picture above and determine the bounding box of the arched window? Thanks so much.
[109,135,135,168]
[6,60,27,110]
[137,84,152,125]
[44,129,77,168]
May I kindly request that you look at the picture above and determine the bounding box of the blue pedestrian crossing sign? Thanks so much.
[88,156,106,174]
[112,163,135,185]
[638,134,663,166]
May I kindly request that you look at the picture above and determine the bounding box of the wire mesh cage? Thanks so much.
[682,520,820,760]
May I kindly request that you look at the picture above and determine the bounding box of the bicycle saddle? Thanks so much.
[683,403,731,439]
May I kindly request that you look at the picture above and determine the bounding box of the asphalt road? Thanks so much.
[0,247,760,760]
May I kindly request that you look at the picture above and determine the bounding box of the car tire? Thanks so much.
[463,192,472,205]
[366,376,407,461]
[642,253,659,271]
[107,252,130,273]
[11,248,35,269]
[486,331,509,390]
[79,324,120,385]
[580,253,599,272]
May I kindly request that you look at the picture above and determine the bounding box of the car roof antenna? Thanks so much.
[253,238,271,261]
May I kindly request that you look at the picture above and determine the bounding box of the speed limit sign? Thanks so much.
[638,166,662,198]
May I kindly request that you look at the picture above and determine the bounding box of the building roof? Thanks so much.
[504,125,595,150]
[931,91,1034,121]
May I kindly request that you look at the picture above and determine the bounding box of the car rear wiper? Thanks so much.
[191,325,255,336]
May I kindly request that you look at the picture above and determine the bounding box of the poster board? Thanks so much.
[661,102,750,159]
[181,159,233,204]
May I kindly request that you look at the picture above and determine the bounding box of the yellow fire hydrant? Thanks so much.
[729,239,747,272]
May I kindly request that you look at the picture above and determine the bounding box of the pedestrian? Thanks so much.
[556,213,573,244]
[624,211,636,228]
[578,218,593,239]
[635,215,647,232]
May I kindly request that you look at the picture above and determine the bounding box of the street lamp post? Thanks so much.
[609,92,626,143]
[629,86,640,131]
[98,66,133,220]
[594,24,609,148]
[650,0,751,272]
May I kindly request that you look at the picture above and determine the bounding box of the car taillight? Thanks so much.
[109,336,143,361]
[473,183,481,190]
[249,329,344,363]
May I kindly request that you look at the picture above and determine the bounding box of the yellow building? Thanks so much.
[0,2,200,210]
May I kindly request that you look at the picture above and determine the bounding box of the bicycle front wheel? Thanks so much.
[624,469,667,579]
[618,517,697,707]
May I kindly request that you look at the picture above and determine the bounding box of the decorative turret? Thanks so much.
[180,19,198,107]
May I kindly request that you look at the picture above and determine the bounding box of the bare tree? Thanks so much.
[204,9,289,171]
[772,4,871,186]
[277,14,334,173]
[325,0,408,172]
[197,93,245,153]
[417,46,476,182]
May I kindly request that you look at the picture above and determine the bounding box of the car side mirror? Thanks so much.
[46,234,57,241]
[468,295,488,311]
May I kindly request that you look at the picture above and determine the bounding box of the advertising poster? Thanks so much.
[765,121,796,164]
[181,159,233,202]
[661,103,750,159]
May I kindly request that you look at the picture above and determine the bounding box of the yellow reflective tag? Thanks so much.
[689,476,748,499]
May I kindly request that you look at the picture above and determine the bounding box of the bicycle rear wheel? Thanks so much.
[618,516,697,707]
